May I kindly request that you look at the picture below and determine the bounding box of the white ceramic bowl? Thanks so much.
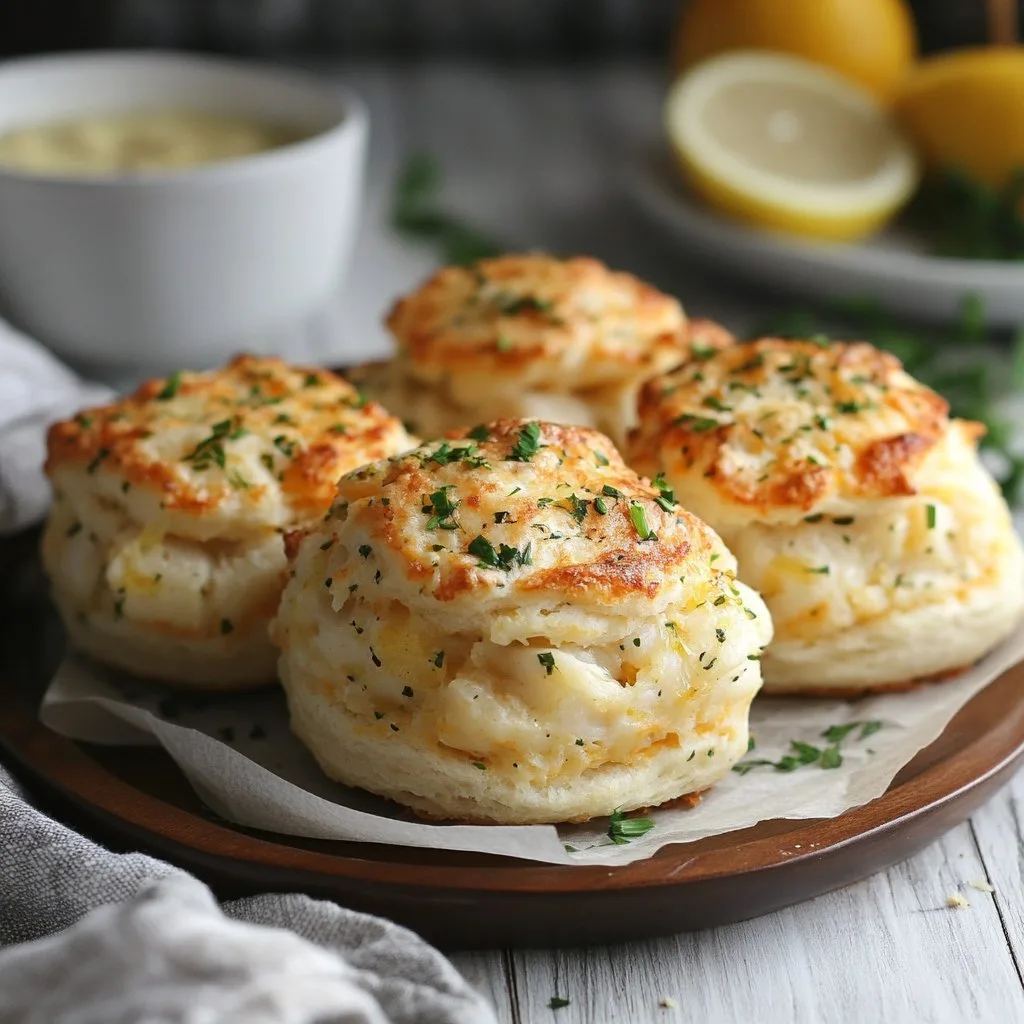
[0,51,368,374]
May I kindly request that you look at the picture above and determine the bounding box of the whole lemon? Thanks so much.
[894,48,1024,187]
[672,0,917,103]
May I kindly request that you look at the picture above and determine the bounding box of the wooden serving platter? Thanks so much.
[3,528,1023,950]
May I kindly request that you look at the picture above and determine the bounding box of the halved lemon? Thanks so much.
[665,51,919,242]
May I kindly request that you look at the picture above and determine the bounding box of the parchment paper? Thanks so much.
[40,626,1024,867]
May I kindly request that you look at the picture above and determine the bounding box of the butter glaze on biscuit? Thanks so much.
[272,419,772,824]
[629,339,1024,693]
[43,355,414,689]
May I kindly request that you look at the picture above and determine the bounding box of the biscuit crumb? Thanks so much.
[946,892,970,909]
[969,879,995,894]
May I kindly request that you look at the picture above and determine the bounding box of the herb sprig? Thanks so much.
[607,808,656,845]
[392,154,502,266]
[733,720,882,775]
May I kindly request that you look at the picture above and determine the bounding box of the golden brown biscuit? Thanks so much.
[354,254,732,447]
[43,355,415,689]
[272,419,772,824]
[629,338,1024,693]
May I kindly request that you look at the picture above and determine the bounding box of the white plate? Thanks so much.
[627,155,1024,329]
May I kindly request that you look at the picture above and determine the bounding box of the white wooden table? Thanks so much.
[312,61,1024,1024]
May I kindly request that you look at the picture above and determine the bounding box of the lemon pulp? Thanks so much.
[666,51,919,242]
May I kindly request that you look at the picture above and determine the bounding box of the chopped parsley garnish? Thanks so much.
[593,449,610,466]
[467,424,491,441]
[538,652,556,675]
[424,485,461,530]
[303,372,321,387]
[672,413,719,432]
[467,535,532,571]
[433,651,445,668]
[602,484,621,498]
[76,414,93,429]
[702,396,731,412]
[227,469,249,490]
[734,721,882,775]
[472,760,487,770]
[608,808,655,845]
[402,686,414,697]
[629,502,657,542]
[86,448,110,475]
[329,423,347,435]
[926,503,937,529]
[806,565,830,574]
[273,435,297,459]
[563,493,589,524]
[835,400,867,414]
[358,544,373,559]
[507,421,543,462]
[183,419,243,470]
[157,371,182,400]
[651,472,676,511]
[594,497,609,515]
[495,293,555,317]
[548,997,571,1010]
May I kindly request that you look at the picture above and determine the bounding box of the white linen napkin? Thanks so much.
[0,318,112,534]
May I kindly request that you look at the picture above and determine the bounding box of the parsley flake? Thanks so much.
[467,535,531,571]
[507,421,543,462]
[157,371,182,400]
[608,808,655,845]
[538,652,556,675]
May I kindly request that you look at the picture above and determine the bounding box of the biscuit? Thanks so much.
[628,338,1024,693]
[43,355,415,689]
[272,419,772,824]
[353,255,732,447]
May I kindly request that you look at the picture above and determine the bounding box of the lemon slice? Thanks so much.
[665,51,919,242]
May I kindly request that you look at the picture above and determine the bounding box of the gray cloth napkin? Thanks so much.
[0,319,113,535]
[0,764,497,1023]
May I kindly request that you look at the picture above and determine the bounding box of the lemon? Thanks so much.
[672,0,917,103]
[895,48,1024,188]
[665,52,919,242]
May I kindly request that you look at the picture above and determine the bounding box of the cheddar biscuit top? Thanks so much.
[46,355,415,540]
[630,338,954,529]
[385,254,690,392]
[318,419,736,618]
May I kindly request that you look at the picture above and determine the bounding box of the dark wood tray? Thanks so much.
[3,528,1022,950]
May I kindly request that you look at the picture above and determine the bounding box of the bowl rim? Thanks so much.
[0,49,368,188]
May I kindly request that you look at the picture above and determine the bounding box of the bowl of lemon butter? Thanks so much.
[0,51,367,373]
